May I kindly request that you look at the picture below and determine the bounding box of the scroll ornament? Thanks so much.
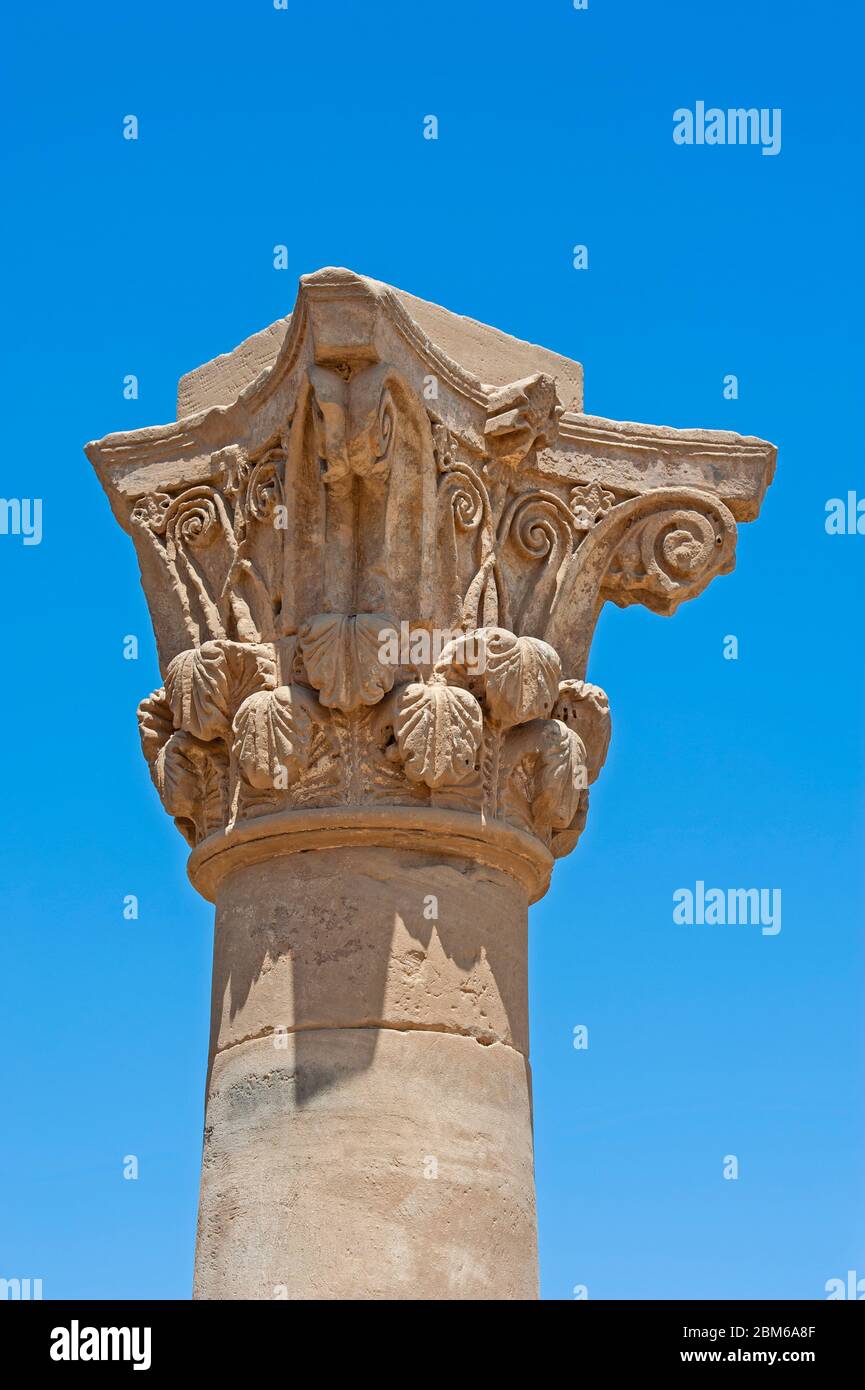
[129,366,738,860]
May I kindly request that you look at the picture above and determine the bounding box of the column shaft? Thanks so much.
[193,847,538,1300]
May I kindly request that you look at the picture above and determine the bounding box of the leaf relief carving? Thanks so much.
[232,685,319,791]
[392,680,483,789]
[473,627,561,728]
[164,640,277,742]
[298,612,397,712]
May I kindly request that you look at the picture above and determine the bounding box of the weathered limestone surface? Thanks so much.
[195,849,536,1300]
[86,268,776,1300]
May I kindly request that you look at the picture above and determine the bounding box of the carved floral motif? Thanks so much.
[128,356,737,859]
[474,629,561,728]
[164,640,276,742]
[389,680,483,789]
[233,685,319,791]
[298,613,396,712]
[569,482,616,530]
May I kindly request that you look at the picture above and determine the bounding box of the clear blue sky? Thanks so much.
[1,0,862,1300]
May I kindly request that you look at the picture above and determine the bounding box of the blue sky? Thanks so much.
[1,0,862,1299]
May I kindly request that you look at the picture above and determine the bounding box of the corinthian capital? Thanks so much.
[86,267,775,902]
[86,268,775,1301]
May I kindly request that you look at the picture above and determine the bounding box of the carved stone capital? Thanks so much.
[86,268,776,1301]
[87,267,775,897]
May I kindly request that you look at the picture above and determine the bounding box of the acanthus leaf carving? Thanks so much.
[138,686,231,846]
[138,687,174,768]
[298,612,396,712]
[529,720,587,830]
[164,639,277,743]
[154,731,229,847]
[232,684,320,791]
[550,790,591,861]
[500,717,587,840]
[471,627,562,728]
[391,680,483,789]
[86,271,779,895]
[552,680,611,785]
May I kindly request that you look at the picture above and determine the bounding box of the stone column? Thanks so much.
[87,267,776,1300]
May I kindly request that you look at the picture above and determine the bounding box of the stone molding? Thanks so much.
[187,804,555,905]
